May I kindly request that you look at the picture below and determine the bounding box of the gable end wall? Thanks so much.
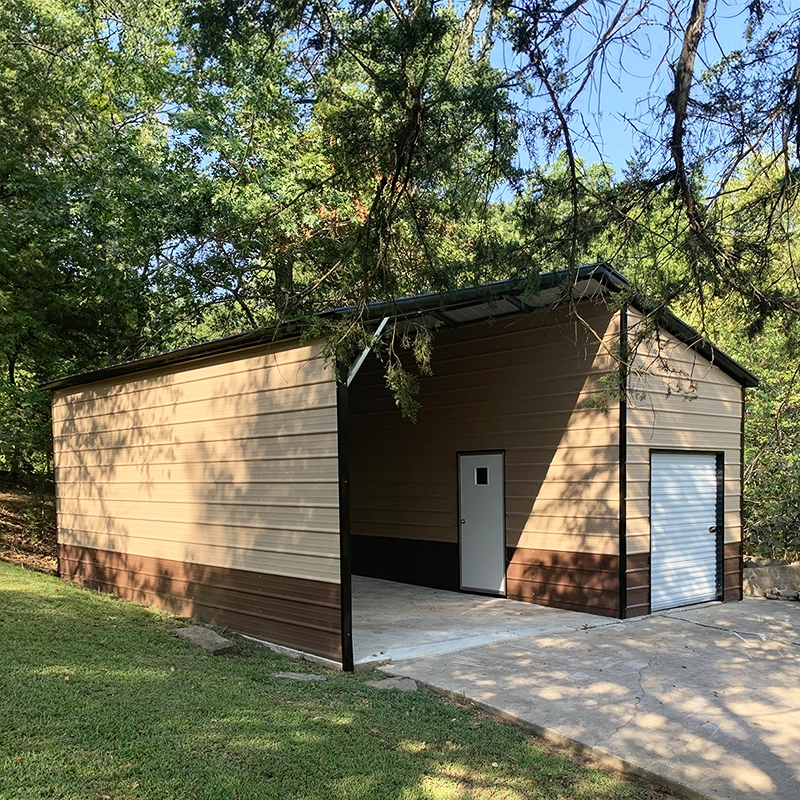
[625,310,744,615]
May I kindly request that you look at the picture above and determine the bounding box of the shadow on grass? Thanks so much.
[0,563,663,800]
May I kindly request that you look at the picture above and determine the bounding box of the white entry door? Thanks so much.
[650,451,721,611]
[458,452,506,596]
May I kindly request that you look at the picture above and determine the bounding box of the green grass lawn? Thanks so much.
[0,561,670,800]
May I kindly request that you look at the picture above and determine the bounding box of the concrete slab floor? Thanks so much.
[372,593,800,800]
[352,575,619,667]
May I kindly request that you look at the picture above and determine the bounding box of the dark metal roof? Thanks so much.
[41,263,758,391]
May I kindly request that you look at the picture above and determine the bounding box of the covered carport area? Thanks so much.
[343,264,755,672]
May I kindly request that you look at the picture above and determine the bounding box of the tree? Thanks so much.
[4,0,800,489]
[0,0,525,466]
[0,0,193,471]
[166,0,522,326]
[671,161,800,562]
[153,0,524,404]
[501,0,800,324]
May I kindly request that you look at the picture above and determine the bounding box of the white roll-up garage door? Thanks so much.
[650,452,720,612]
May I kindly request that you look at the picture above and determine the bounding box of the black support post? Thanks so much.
[618,304,629,620]
[337,380,354,671]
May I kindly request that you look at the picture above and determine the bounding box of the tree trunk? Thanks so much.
[273,258,295,317]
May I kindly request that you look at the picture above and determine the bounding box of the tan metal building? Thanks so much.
[44,265,757,670]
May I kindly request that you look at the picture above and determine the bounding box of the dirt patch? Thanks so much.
[0,474,57,574]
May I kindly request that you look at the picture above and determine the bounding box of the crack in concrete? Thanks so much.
[592,656,654,748]
[664,613,800,649]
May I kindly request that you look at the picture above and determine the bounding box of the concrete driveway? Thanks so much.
[352,578,800,800]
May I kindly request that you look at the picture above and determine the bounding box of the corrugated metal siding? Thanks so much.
[59,544,342,660]
[506,547,620,616]
[625,310,743,608]
[52,338,341,659]
[625,552,650,617]
[723,540,743,601]
[349,303,622,610]
[351,536,460,590]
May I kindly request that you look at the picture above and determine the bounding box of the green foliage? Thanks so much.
[723,319,800,562]
[385,363,423,422]
[514,157,800,561]
[659,161,800,563]
[167,0,521,334]
[0,0,196,473]
[0,377,52,474]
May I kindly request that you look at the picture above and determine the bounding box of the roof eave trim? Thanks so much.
[40,324,297,392]
[41,263,757,392]
[658,309,759,388]
[623,300,759,388]
[41,263,621,393]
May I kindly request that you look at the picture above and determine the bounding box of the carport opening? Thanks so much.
[344,308,625,627]
[346,348,462,597]
[343,328,615,668]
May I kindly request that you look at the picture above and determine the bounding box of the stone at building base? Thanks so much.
[763,588,800,600]
[170,626,235,654]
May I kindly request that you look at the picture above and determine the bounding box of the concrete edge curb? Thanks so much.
[239,634,343,671]
[414,679,715,800]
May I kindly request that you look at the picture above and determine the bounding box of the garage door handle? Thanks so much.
[709,526,721,533]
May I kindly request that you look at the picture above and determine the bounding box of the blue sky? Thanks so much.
[492,0,755,176]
